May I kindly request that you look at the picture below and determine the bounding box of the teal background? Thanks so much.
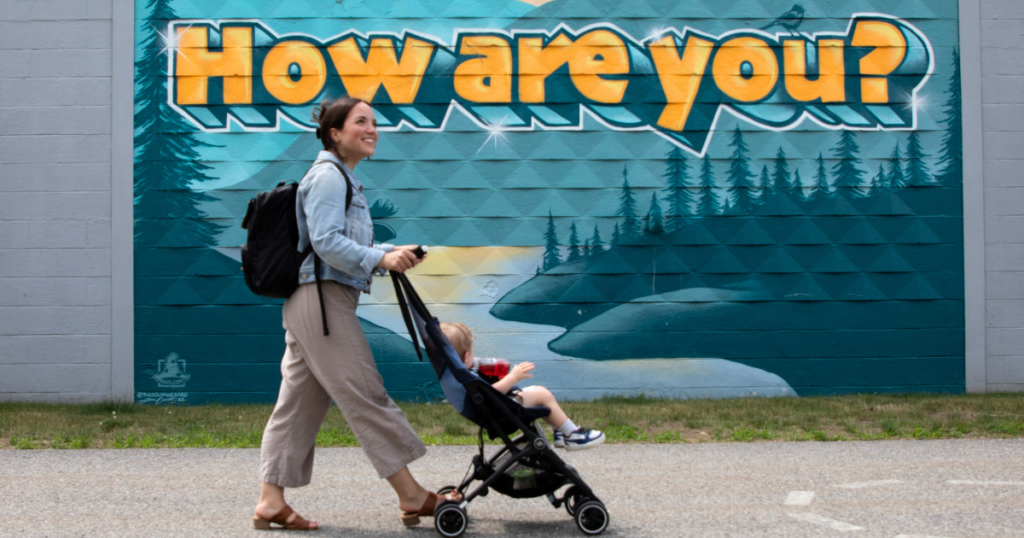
[133,0,964,403]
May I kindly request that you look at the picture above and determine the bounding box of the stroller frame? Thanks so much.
[456,377,598,504]
[390,272,610,536]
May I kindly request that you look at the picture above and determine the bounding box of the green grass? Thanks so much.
[2,393,1023,449]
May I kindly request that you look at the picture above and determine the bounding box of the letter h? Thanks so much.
[175,25,253,105]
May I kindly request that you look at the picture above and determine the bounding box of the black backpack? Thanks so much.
[241,161,352,335]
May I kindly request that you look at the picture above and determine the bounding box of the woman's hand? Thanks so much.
[377,250,421,273]
[508,362,535,383]
[393,244,427,260]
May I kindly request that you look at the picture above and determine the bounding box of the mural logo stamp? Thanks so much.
[151,352,192,388]
[165,14,932,154]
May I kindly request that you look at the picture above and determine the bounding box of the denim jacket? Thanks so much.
[296,150,393,293]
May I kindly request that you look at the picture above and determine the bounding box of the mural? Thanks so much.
[134,0,964,403]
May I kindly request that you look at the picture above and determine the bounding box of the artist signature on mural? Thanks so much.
[136,392,189,404]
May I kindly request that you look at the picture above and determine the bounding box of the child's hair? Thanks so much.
[440,322,473,358]
[311,97,367,151]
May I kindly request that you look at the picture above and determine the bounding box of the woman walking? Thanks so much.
[253,97,456,531]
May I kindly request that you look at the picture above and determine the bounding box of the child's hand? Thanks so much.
[509,362,534,382]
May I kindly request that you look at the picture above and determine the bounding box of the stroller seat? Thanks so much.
[390,272,610,537]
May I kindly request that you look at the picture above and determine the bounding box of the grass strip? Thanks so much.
[2,393,1022,450]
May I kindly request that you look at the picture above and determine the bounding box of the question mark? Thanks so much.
[852,21,906,104]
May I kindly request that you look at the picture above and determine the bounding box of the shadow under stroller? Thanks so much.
[390,272,610,537]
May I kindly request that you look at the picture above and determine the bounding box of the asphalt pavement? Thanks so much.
[1,439,1022,537]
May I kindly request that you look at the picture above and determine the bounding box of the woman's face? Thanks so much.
[330,101,378,161]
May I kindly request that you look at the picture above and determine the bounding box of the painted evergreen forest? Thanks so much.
[492,52,965,394]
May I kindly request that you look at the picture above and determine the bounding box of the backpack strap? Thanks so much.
[313,254,329,336]
[305,160,355,337]
[313,160,353,212]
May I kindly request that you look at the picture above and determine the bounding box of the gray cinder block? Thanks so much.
[0,335,111,365]
[0,363,111,393]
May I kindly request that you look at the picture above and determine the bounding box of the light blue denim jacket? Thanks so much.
[296,151,393,293]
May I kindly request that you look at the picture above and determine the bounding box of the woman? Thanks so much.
[253,97,456,531]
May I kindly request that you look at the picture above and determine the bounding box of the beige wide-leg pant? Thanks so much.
[260,281,427,486]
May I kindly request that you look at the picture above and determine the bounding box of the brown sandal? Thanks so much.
[253,505,317,531]
[400,491,461,527]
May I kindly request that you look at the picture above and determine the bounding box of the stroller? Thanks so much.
[390,272,610,537]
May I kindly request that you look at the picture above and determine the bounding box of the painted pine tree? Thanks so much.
[727,126,757,212]
[697,154,721,216]
[611,223,621,245]
[813,153,830,201]
[647,193,664,234]
[771,146,791,193]
[904,131,933,187]
[662,145,693,230]
[582,238,591,259]
[542,210,561,271]
[886,142,907,189]
[830,130,866,197]
[617,165,641,242]
[567,222,582,262]
[759,165,770,205]
[134,0,223,248]
[872,164,887,195]
[794,169,809,200]
[591,225,604,253]
[874,163,888,191]
[936,49,963,185]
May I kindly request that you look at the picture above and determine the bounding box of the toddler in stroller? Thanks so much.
[389,272,610,537]
[440,322,605,451]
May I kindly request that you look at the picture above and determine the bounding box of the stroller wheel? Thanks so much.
[434,502,468,538]
[563,486,582,516]
[574,500,609,535]
[437,485,458,496]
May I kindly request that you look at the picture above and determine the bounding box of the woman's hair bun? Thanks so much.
[311,97,367,151]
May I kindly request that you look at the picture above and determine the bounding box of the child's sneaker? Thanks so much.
[561,428,605,451]
[553,430,565,448]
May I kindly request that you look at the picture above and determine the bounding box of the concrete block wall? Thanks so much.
[0,0,1022,401]
[0,0,115,402]
[982,0,1024,392]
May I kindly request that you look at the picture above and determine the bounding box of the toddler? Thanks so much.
[440,322,605,451]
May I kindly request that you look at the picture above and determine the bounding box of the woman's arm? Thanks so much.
[302,165,384,279]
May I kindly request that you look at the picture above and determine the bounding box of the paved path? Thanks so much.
[2,440,1022,537]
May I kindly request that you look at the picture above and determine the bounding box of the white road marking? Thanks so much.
[834,479,903,489]
[784,491,815,505]
[894,535,955,538]
[946,480,1024,486]
[788,513,864,531]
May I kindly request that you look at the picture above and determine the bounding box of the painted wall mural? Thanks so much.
[134,0,964,404]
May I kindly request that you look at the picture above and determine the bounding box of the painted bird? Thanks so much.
[761,4,805,35]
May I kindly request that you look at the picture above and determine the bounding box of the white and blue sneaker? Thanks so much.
[555,428,605,451]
